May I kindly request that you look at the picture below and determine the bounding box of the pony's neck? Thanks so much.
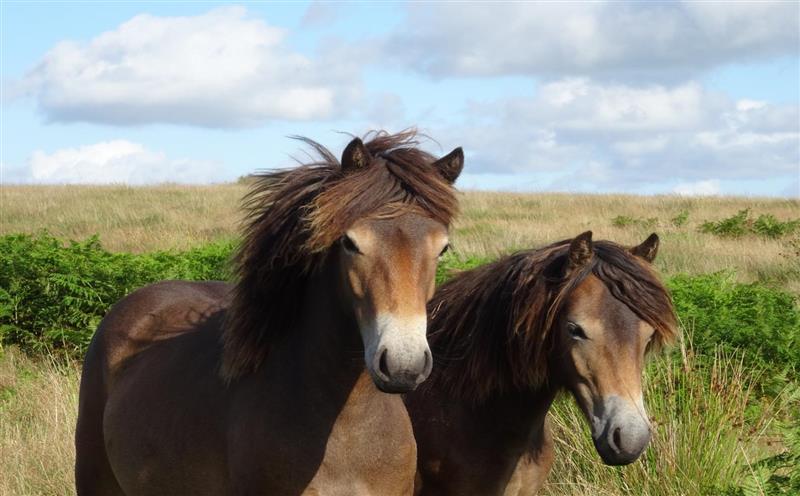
[407,379,559,483]
[475,387,557,452]
[280,257,367,392]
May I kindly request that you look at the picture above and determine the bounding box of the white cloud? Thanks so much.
[433,79,799,193]
[21,6,359,127]
[13,141,223,184]
[384,1,799,80]
[504,79,723,133]
[673,180,721,196]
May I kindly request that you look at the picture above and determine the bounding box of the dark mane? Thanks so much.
[426,238,678,402]
[221,130,459,380]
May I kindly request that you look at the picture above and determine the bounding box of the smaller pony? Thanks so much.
[406,231,678,495]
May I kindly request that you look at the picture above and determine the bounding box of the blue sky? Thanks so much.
[2,1,798,196]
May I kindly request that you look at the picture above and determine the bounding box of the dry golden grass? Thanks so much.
[0,349,79,496]
[0,184,247,252]
[2,185,798,293]
[455,191,800,294]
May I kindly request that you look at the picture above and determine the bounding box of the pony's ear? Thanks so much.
[341,137,371,173]
[433,147,464,184]
[631,233,659,263]
[567,231,593,273]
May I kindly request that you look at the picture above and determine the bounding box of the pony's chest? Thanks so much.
[306,396,417,495]
[230,373,417,495]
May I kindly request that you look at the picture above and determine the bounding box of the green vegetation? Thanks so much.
[0,233,233,356]
[753,213,800,239]
[671,209,689,227]
[700,209,800,239]
[612,214,658,228]
[669,273,800,387]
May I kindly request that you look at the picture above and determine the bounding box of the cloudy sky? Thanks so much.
[2,1,799,196]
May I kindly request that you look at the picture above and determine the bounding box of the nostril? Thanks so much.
[612,427,622,453]
[379,348,391,379]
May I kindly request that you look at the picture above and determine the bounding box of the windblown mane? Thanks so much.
[427,239,678,402]
[221,130,459,380]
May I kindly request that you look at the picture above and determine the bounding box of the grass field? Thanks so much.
[0,184,798,495]
[2,185,798,293]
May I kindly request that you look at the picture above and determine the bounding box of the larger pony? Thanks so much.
[75,130,464,495]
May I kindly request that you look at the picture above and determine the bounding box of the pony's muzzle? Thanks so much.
[363,313,432,394]
[361,313,432,393]
[592,396,652,465]
[371,344,432,394]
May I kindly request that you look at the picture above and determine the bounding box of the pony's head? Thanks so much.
[552,232,675,465]
[223,130,463,393]
[427,231,676,465]
[328,136,462,392]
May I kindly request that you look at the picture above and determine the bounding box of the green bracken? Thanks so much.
[0,233,234,356]
[671,209,690,227]
[612,215,658,229]
[700,209,800,239]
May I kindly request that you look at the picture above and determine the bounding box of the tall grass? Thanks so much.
[0,184,245,253]
[453,192,799,295]
[0,349,78,496]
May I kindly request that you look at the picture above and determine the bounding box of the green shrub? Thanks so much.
[671,209,690,227]
[667,272,799,383]
[701,209,800,239]
[751,420,800,494]
[700,209,751,237]
[753,214,800,239]
[612,215,635,227]
[0,233,234,355]
[612,215,658,228]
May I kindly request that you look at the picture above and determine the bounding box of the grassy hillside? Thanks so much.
[0,185,798,495]
[2,185,798,292]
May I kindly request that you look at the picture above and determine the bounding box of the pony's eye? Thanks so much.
[341,235,361,254]
[567,322,588,340]
[439,243,450,258]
